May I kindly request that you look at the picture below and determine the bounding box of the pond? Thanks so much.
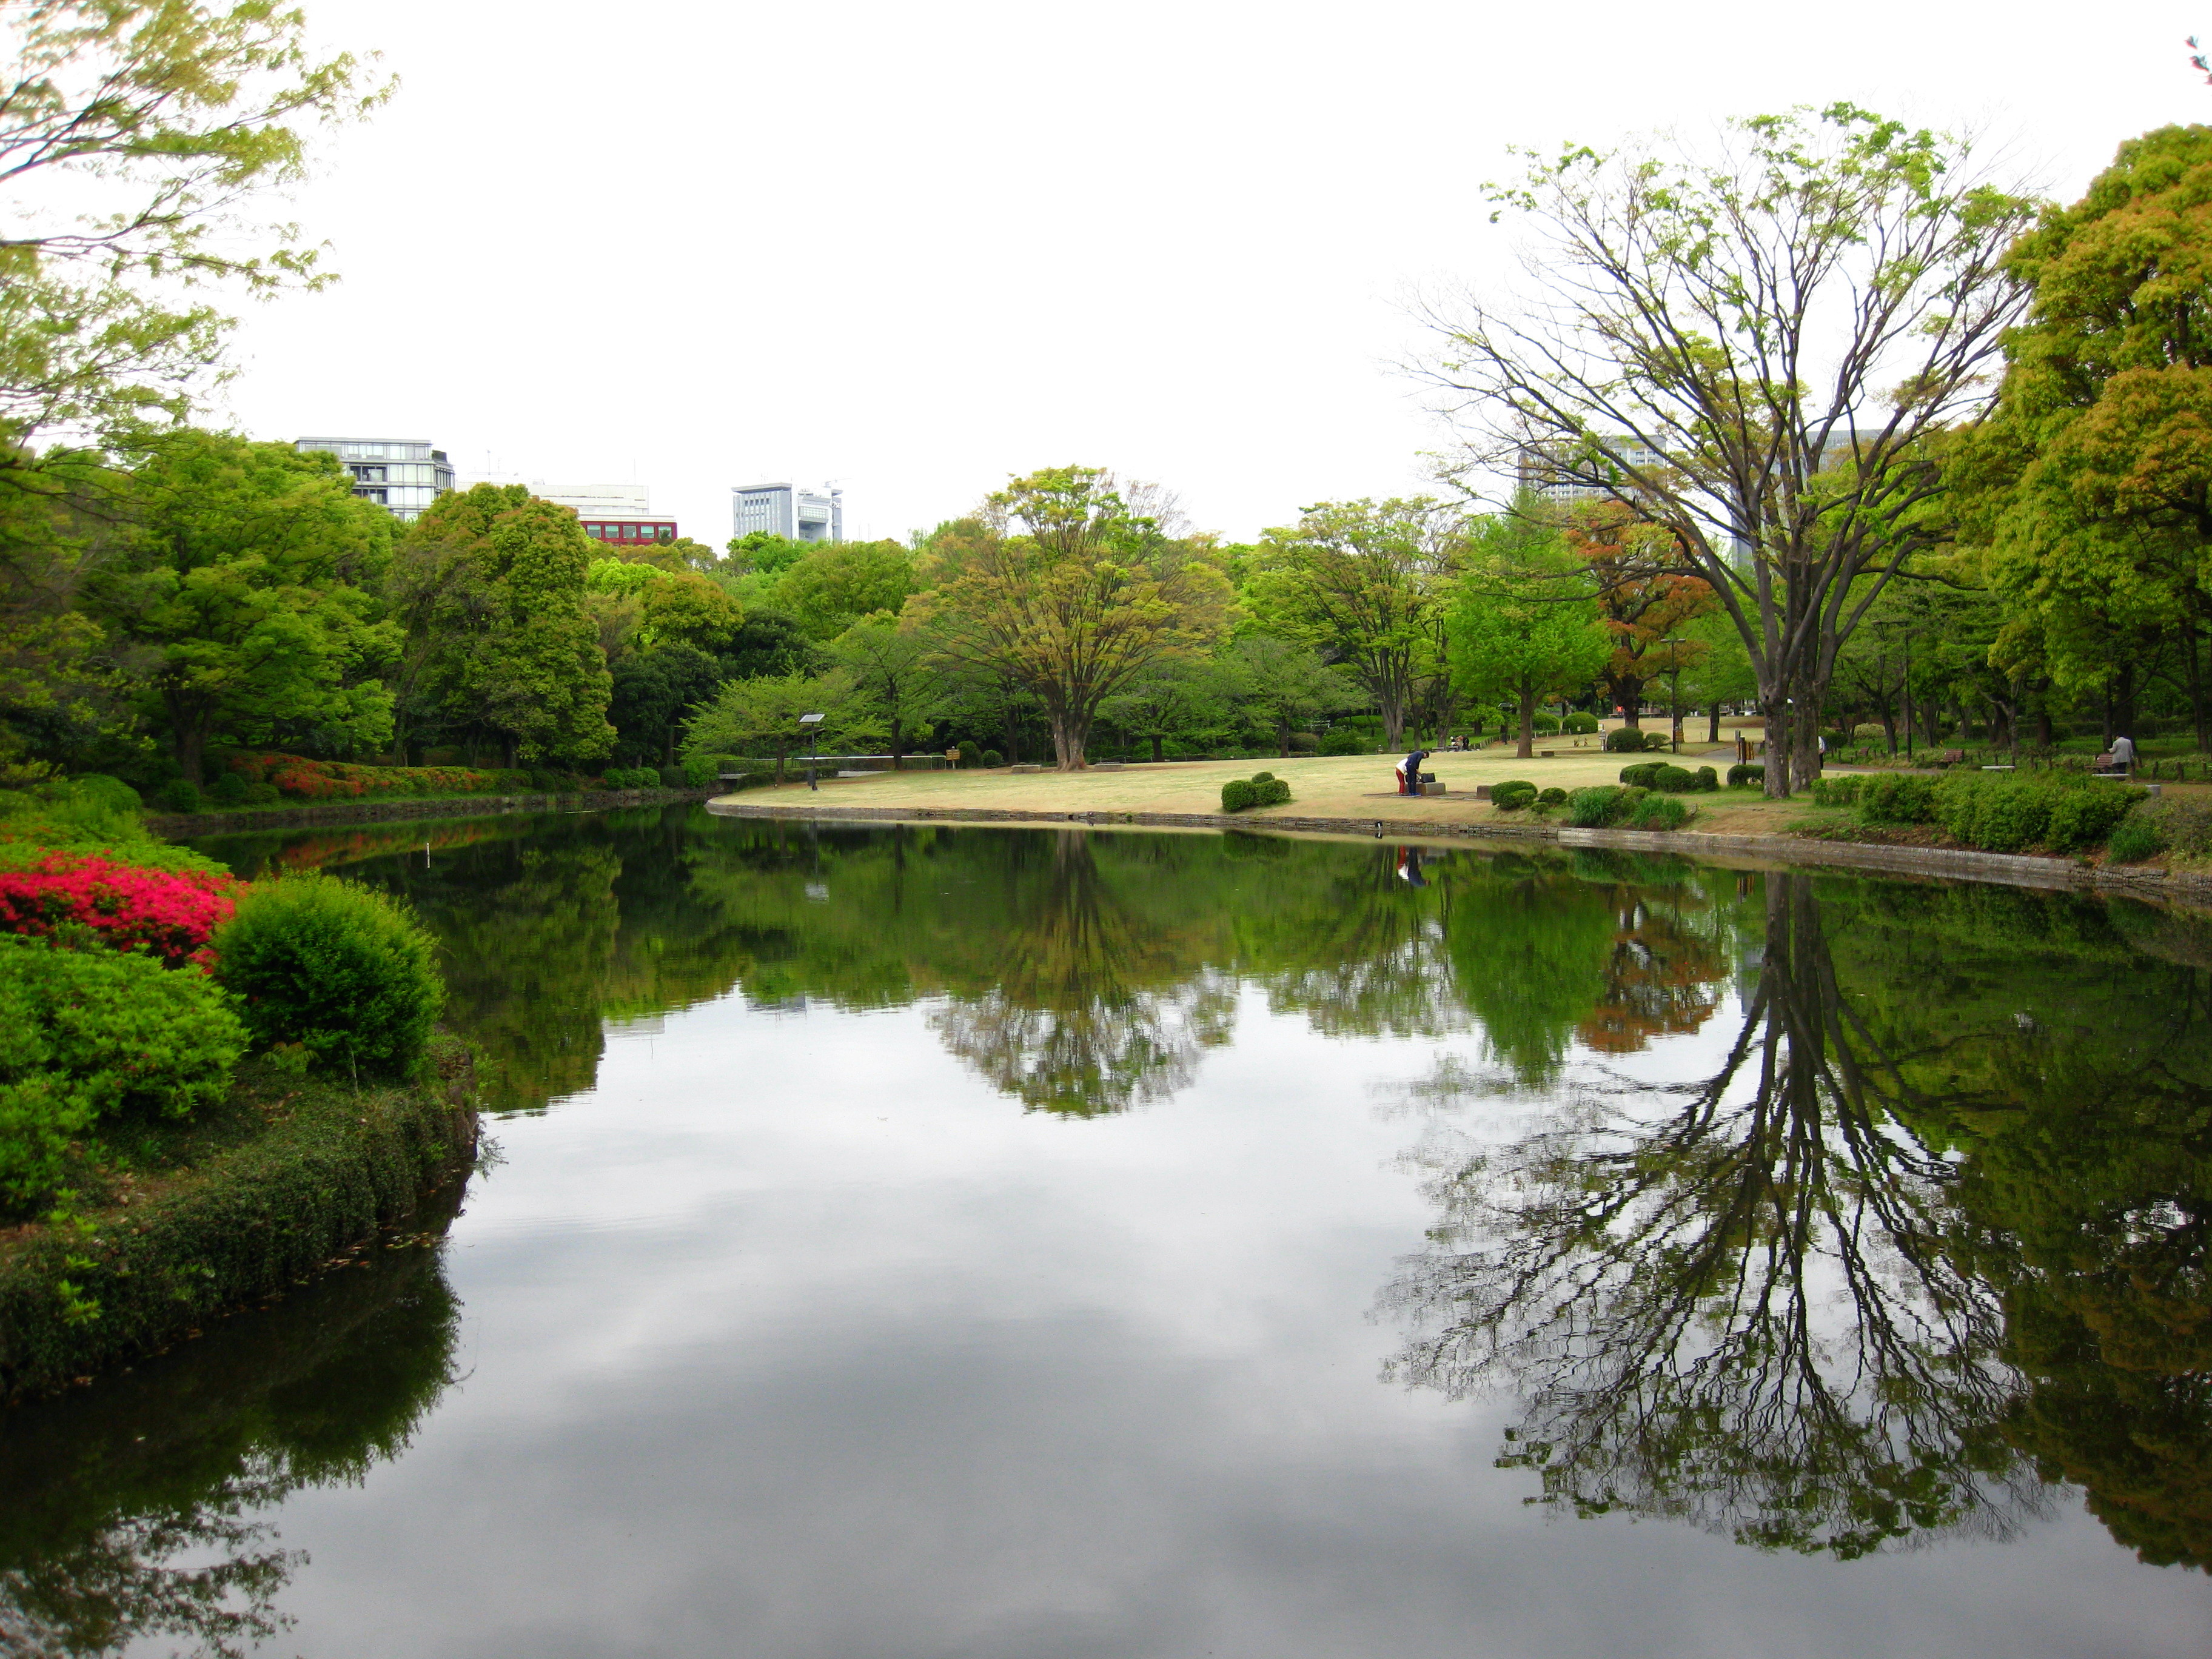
[4,805,2210,1657]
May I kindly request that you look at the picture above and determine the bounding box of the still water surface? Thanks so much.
[5,806,2211,1656]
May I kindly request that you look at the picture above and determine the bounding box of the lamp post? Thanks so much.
[1664,635,1685,752]
[799,712,825,791]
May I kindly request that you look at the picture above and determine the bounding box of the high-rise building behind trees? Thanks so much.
[732,481,843,543]
[294,436,455,521]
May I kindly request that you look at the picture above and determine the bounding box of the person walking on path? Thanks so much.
[2110,734,2137,777]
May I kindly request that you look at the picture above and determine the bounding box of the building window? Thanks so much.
[656,526,673,541]
[621,524,637,540]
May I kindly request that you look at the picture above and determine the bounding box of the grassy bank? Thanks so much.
[0,1041,478,1401]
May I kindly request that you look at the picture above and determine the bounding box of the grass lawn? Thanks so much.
[718,740,1792,831]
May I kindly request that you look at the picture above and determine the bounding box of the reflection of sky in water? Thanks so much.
[213,982,2205,1659]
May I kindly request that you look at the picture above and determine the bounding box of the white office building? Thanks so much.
[733,481,843,543]
[295,437,455,521]
[1518,437,1670,504]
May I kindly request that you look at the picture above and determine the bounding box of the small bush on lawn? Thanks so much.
[1564,711,1600,735]
[0,934,247,1212]
[1727,763,1765,788]
[207,773,250,807]
[1492,779,1539,811]
[1811,776,1864,808]
[1221,779,1256,813]
[982,749,1004,767]
[2106,808,2163,864]
[212,875,444,1079]
[1538,786,1568,806]
[957,740,982,767]
[657,765,685,788]
[1317,731,1364,756]
[1288,732,1319,754]
[1691,766,1718,792]
[1619,762,1666,789]
[1530,712,1561,735]
[156,779,201,813]
[1603,726,1654,753]
[1627,793,1694,831]
[1649,764,1695,793]
[1567,785,1634,827]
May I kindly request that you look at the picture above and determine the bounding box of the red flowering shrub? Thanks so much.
[226,752,517,800]
[0,854,241,968]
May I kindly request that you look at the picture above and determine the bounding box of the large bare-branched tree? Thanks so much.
[1421,106,2039,793]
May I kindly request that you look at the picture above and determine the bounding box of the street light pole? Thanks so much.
[799,712,825,791]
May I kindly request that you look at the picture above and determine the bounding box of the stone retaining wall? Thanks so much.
[146,786,717,837]
[704,797,2212,905]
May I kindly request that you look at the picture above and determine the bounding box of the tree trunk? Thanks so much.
[169,706,206,788]
[1150,734,1164,762]
[1707,702,1721,743]
[1049,708,1088,770]
[1517,684,1537,759]
[1278,716,1292,758]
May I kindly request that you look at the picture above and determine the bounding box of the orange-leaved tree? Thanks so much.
[1566,504,1717,728]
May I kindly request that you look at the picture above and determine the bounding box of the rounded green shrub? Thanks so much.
[1531,712,1561,735]
[1602,726,1651,753]
[1567,785,1631,827]
[1252,771,1276,785]
[207,773,250,807]
[1627,792,1693,831]
[957,740,982,767]
[1937,774,2050,854]
[1317,731,1364,756]
[1288,732,1319,754]
[1810,776,1864,808]
[1564,711,1600,735]
[1220,779,1257,813]
[1650,765,1695,793]
[212,875,444,1078]
[1691,766,1718,792]
[156,779,201,813]
[2105,809,2163,864]
[982,749,1004,768]
[1538,786,1568,806]
[1619,762,1666,789]
[1256,776,1291,806]
[1492,779,1539,811]
[2045,782,2143,853]
[1727,763,1766,788]
[0,934,246,1210]
[243,780,282,805]
[657,765,686,788]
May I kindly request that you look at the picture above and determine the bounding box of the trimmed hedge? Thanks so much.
[1221,771,1292,813]
[1603,726,1667,753]
[1492,779,1539,811]
[1727,763,1765,788]
[0,1046,478,1401]
[1538,787,1568,806]
[1564,712,1600,734]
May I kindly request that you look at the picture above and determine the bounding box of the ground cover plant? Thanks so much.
[1806,771,2143,855]
[223,754,531,803]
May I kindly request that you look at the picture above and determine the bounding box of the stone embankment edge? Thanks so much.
[0,1047,481,1403]
[704,798,2212,905]
[144,786,717,837]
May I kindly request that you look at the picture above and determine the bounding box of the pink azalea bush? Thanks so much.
[0,854,241,968]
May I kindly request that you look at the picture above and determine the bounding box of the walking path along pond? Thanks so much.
[2,802,2208,1657]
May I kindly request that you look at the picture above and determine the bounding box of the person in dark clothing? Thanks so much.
[1398,748,1429,796]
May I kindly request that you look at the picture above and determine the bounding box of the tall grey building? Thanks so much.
[295,437,455,521]
[732,481,843,544]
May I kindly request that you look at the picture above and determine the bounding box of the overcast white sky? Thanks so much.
[210,0,2209,547]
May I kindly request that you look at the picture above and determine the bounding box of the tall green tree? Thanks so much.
[398,486,612,766]
[1429,106,2040,793]
[1959,124,2212,751]
[1213,635,1361,756]
[683,668,853,783]
[0,0,387,447]
[911,468,1229,770]
[773,540,916,641]
[1244,498,1461,748]
[1447,517,1611,757]
[87,430,395,783]
[827,614,939,766]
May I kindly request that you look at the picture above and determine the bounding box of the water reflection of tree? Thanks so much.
[1386,874,2040,1558]
[0,1215,463,1656]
